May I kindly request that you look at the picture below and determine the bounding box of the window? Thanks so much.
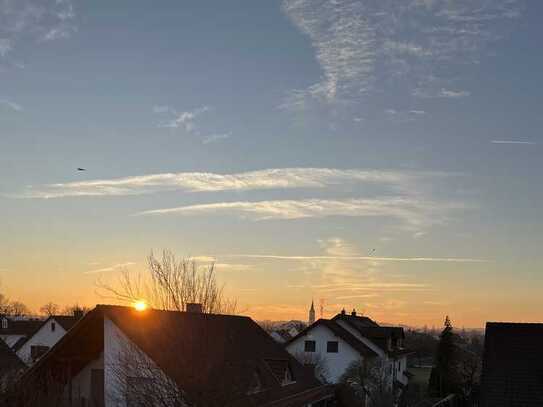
[326,341,339,353]
[30,345,50,361]
[51,322,56,332]
[1,318,7,329]
[304,340,316,352]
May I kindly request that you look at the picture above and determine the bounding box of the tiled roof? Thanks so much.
[50,315,81,331]
[480,322,543,407]
[26,305,333,406]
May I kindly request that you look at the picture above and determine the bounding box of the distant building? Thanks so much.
[24,305,335,406]
[286,309,411,398]
[0,316,43,350]
[308,300,315,325]
[480,322,543,406]
[16,314,82,366]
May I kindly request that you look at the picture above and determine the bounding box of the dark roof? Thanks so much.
[0,338,24,375]
[0,318,43,337]
[480,322,543,407]
[286,319,379,357]
[331,313,380,328]
[50,315,80,331]
[26,305,333,406]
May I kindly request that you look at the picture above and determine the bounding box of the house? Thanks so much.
[480,322,543,406]
[285,310,411,393]
[16,314,82,366]
[22,304,335,406]
[0,316,43,350]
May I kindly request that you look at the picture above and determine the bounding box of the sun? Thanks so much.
[134,300,147,312]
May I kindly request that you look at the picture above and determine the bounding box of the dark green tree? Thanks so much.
[428,316,460,397]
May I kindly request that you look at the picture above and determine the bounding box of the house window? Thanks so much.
[326,341,339,353]
[304,340,316,352]
[30,345,50,361]
[1,318,7,329]
[51,322,56,332]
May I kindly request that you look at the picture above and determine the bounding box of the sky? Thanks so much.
[1,0,542,328]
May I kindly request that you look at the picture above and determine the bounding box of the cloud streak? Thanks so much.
[0,99,22,112]
[281,0,522,108]
[225,254,486,263]
[491,140,536,145]
[137,197,466,232]
[85,262,136,274]
[19,168,423,198]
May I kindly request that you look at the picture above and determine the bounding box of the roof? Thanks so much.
[331,313,380,328]
[0,318,43,337]
[0,338,24,375]
[286,319,379,357]
[49,315,80,331]
[26,305,333,406]
[480,322,543,407]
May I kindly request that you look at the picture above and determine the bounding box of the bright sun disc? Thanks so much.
[134,301,147,311]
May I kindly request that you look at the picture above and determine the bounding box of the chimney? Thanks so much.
[341,308,346,316]
[351,309,357,316]
[186,303,203,313]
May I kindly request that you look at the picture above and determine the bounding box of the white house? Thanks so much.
[24,304,335,407]
[16,314,81,366]
[285,310,411,398]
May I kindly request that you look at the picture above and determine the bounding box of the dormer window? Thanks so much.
[1,318,7,329]
[51,322,56,332]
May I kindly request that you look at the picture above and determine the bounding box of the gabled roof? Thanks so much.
[0,318,43,337]
[331,313,380,328]
[25,305,332,406]
[0,338,24,374]
[286,319,379,357]
[49,315,80,332]
[480,322,543,407]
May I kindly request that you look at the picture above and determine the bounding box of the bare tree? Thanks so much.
[61,304,90,316]
[97,250,237,314]
[5,301,30,317]
[339,358,395,407]
[293,351,330,384]
[39,302,60,316]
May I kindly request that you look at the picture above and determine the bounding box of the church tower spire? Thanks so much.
[308,300,315,325]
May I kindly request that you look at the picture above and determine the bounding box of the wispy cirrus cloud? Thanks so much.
[225,253,486,263]
[18,168,423,198]
[155,105,210,133]
[0,0,76,62]
[281,0,522,108]
[85,262,136,274]
[137,197,466,231]
[0,99,22,112]
[491,140,536,145]
[202,132,231,144]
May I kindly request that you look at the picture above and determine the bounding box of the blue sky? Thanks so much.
[1,0,542,326]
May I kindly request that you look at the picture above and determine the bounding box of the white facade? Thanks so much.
[286,323,364,383]
[286,322,409,389]
[17,318,69,365]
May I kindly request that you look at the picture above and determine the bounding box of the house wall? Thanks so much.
[286,324,363,383]
[67,353,104,404]
[103,317,178,407]
[17,319,67,365]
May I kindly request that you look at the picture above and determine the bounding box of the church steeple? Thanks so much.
[308,300,315,324]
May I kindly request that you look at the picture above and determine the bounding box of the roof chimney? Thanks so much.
[341,308,346,315]
[186,303,203,313]
[351,309,357,316]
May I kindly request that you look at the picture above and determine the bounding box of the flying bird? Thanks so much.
[77,168,86,171]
